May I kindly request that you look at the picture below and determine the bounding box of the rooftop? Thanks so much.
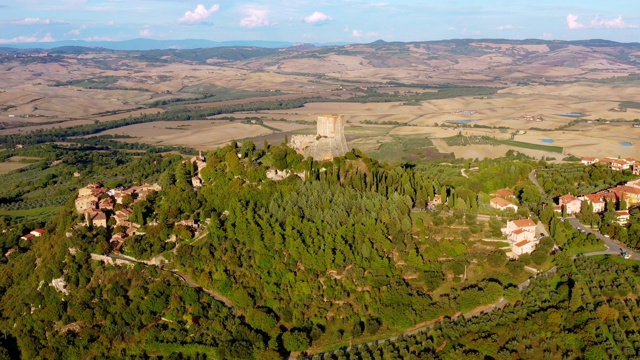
[490,197,517,207]
[511,219,536,228]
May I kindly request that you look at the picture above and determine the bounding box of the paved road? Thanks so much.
[529,170,546,195]
[566,218,640,259]
[107,253,237,311]
[300,266,557,360]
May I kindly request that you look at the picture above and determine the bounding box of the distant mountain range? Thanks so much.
[3,38,640,87]
[0,38,349,51]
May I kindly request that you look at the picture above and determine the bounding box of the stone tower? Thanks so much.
[289,114,349,161]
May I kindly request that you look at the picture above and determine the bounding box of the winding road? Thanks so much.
[566,218,640,259]
[107,253,237,311]
[300,266,558,360]
[528,169,638,258]
[302,171,637,358]
[529,169,546,195]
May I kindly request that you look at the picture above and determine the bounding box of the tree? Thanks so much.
[596,305,619,323]
[282,330,310,352]
[121,194,134,208]
[487,251,508,268]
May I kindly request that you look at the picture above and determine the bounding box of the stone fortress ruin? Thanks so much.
[289,114,349,161]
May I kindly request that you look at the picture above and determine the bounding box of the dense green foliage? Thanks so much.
[537,163,627,197]
[317,255,640,359]
[0,145,182,227]
[1,134,633,358]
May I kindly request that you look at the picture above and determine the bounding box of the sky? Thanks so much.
[1,0,640,45]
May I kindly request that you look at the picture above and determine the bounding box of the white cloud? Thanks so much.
[239,6,274,28]
[352,29,362,37]
[542,32,553,39]
[41,33,54,42]
[567,13,638,29]
[179,4,220,25]
[15,18,53,25]
[304,11,332,24]
[497,24,514,31]
[590,14,638,29]
[66,24,87,37]
[566,14,584,29]
[139,29,152,37]
[369,2,388,6]
[0,33,54,44]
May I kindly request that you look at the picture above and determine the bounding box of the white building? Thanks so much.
[512,240,537,255]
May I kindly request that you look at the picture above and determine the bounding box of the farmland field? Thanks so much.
[1,42,640,162]
[0,162,31,174]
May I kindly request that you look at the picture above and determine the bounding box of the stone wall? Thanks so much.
[289,114,349,161]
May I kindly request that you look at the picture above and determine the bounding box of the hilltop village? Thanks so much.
[74,182,163,249]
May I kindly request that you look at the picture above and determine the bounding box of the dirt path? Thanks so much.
[106,253,238,313]
[300,266,558,359]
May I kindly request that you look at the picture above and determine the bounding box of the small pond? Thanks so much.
[560,113,584,117]
[540,139,555,144]
[620,142,632,147]
[446,119,477,124]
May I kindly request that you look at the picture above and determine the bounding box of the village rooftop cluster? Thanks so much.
[74,182,162,251]
[555,177,640,223]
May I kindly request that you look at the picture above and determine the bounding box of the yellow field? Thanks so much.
[227,83,640,160]
[2,53,639,161]
[96,120,309,150]
[0,162,31,174]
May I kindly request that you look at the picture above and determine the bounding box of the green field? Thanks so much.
[443,135,499,147]
[367,135,449,163]
[55,76,119,89]
[498,140,564,153]
[0,206,63,222]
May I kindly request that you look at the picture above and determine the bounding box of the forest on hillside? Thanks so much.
[0,139,635,358]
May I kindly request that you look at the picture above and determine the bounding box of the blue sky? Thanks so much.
[1,0,639,44]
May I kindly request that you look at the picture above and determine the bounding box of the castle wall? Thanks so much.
[317,114,345,139]
[289,114,349,161]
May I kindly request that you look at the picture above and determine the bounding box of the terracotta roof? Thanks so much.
[584,194,605,203]
[612,186,640,195]
[515,240,530,247]
[627,179,640,187]
[490,197,517,207]
[582,157,598,161]
[31,229,46,235]
[116,208,133,216]
[491,189,515,197]
[512,229,527,235]
[511,219,536,228]
[616,210,630,216]
[559,194,579,204]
